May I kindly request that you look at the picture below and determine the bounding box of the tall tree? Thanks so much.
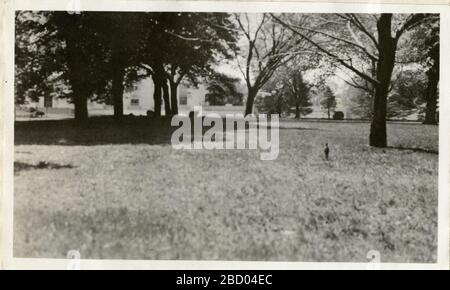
[321,86,337,119]
[273,13,437,147]
[15,12,69,106]
[285,70,312,119]
[234,13,311,116]
[94,13,147,121]
[258,66,312,118]
[16,11,113,122]
[395,17,439,124]
[422,22,439,124]
[139,12,238,116]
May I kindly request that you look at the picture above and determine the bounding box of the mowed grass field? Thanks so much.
[14,117,439,262]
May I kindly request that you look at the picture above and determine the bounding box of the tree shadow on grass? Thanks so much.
[387,146,438,155]
[15,115,319,146]
[278,127,320,131]
[15,116,177,146]
[14,161,75,175]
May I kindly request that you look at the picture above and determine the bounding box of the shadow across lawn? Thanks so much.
[14,161,74,175]
[16,115,319,146]
[387,146,438,155]
[15,116,178,146]
[278,126,320,131]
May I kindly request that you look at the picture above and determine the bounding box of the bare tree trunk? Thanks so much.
[423,64,439,125]
[73,87,88,122]
[112,50,125,122]
[277,95,283,117]
[65,15,88,123]
[245,87,258,116]
[295,105,300,119]
[162,80,171,116]
[370,86,389,147]
[169,80,179,116]
[369,14,396,148]
[152,77,162,117]
[152,63,167,117]
[154,85,162,117]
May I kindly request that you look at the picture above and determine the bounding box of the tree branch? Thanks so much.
[286,21,378,62]
[346,14,379,49]
[272,14,379,86]
[395,14,428,42]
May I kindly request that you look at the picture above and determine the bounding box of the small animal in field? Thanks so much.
[324,143,330,160]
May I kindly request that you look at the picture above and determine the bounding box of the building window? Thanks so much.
[179,95,188,106]
[131,99,139,106]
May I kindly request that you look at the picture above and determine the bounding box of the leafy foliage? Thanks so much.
[15,12,238,118]
[15,12,69,104]
[257,68,313,117]
[205,73,244,106]
[388,69,427,119]
[234,13,312,115]
[285,70,313,118]
[320,86,337,119]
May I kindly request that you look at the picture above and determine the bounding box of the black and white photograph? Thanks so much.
[1,0,449,270]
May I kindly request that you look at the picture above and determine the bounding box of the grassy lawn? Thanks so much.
[14,117,438,262]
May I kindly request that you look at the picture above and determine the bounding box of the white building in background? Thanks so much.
[27,76,355,119]
[125,78,211,115]
[30,77,246,117]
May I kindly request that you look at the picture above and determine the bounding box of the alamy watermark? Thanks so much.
[366,250,382,270]
[171,106,279,161]
[66,250,81,270]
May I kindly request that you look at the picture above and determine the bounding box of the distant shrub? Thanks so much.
[333,111,344,120]
[31,110,45,118]
[146,110,155,118]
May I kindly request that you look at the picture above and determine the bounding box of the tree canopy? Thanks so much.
[15,11,238,120]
